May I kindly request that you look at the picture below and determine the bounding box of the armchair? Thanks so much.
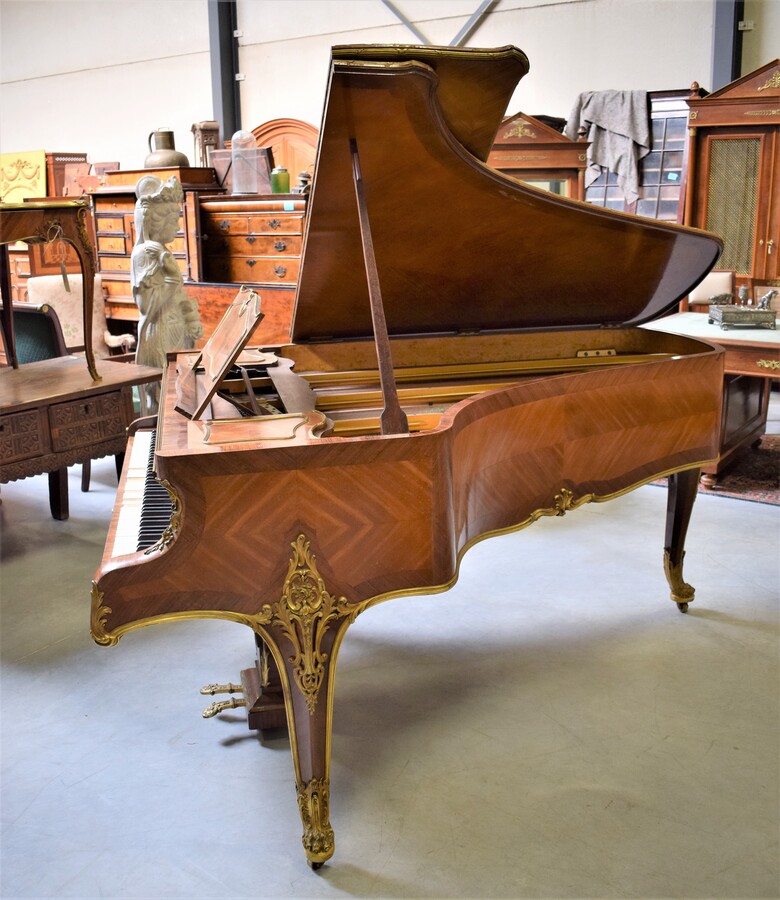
[11,302,71,518]
[685,270,736,311]
[25,274,135,357]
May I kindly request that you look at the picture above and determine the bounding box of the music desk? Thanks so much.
[643,311,779,484]
[0,198,99,380]
[0,356,160,519]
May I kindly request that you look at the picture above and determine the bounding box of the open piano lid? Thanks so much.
[292,44,722,344]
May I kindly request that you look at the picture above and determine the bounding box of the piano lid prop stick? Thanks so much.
[350,138,409,436]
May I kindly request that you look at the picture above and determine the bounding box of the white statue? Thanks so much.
[131,175,202,412]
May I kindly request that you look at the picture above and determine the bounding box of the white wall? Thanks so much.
[742,0,780,75]
[0,0,775,175]
[235,0,717,135]
[0,0,211,170]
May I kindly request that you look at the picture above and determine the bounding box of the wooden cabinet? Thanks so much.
[0,356,160,517]
[185,193,306,344]
[45,151,89,197]
[197,196,304,286]
[685,60,780,295]
[585,89,700,222]
[5,247,30,303]
[487,113,587,200]
[89,166,219,321]
[250,118,318,184]
[643,311,779,482]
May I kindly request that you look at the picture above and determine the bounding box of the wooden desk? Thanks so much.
[0,199,98,379]
[643,311,779,483]
[0,356,160,519]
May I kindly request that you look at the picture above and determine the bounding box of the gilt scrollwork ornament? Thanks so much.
[297,777,335,863]
[553,487,575,514]
[90,582,118,646]
[757,359,780,371]
[506,122,537,139]
[256,534,357,714]
[144,479,181,555]
[757,72,780,91]
[75,205,97,269]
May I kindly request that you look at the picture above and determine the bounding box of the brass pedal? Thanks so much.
[202,697,248,719]
[200,682,243,696]
[200,682,246,718]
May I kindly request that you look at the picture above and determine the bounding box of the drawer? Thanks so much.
[95,198,135,213]
[202,213,304,237]
[49,391,127,452]
[96,216,128,233]
[203,233,302,256]
[0,409,47,465]
[204,256,300,284]
[98,255,132,273]
[98,234,128,253]
[723,346,780,378]
[102,276,132,298]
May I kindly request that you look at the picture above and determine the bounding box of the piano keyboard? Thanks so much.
[110,429,174,557]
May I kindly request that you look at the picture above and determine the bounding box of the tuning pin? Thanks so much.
[200,682,243,696]
[202,697,248,719]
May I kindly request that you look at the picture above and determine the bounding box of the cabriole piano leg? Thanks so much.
[663,468,700,613]
[252,533,361,868]
[257,613,353,869]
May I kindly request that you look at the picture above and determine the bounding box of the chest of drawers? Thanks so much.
[89,167,219,322]
[185,193,306,344]
[194,194,305,287]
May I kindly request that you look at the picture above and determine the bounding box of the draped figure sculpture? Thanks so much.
[131,175,202,412]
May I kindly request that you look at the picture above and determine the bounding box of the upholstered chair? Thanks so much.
[687,270,736,310]
[11,303,71,519]
[25,274,135,357]
[23,276,134,494]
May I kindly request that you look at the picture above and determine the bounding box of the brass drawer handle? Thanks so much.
[757,359,780,370]
[274,240,287,252]
[268,218,281,230]
[219,220,231,232]
[273,265,287,278]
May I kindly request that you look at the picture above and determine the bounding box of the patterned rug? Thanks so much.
[654,434,779,506]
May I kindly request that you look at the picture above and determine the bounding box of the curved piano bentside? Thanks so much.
[91,45,724,868]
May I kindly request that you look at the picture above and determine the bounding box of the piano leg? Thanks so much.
[251,533,360,868]
[258,614,352,869]
[663,468,700,613]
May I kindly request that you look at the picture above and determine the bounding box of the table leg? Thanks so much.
[48,468,69,520]
[60,206,99,382]
[0,246,18,368]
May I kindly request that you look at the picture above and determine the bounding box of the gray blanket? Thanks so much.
[564,90,650,205]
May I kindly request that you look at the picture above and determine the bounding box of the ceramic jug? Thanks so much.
[144,129,190,168]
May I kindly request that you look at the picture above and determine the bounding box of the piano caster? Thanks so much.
[200,683,247,718]
[676,602,689,614]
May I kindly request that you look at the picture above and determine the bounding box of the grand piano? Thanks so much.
[92,45,724,868]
